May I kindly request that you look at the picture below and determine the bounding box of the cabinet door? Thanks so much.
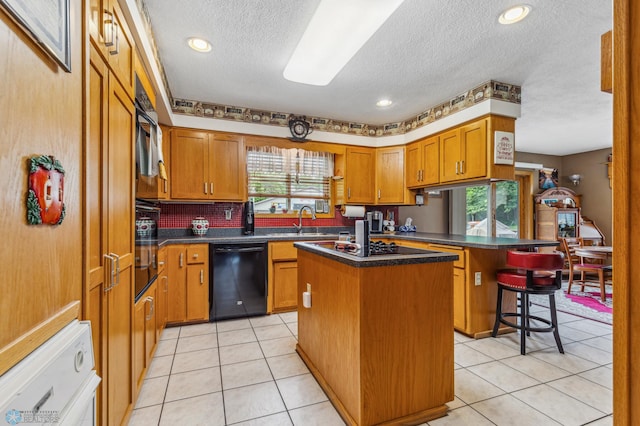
[459,119,487,179]
[376,147,405,204]
[273,261,298,311]
[452,268,466,331]
[88,0,110,57]
[209,134,245,201]
[145,288,157,363]
[345,147,375,203]
[133,297,146,396]
[440,128,461,182]
[421,136,440,185]
[171,130,209,199]
[106,73,135,426]
[405,142,423,188]
[186,263,209,321]
[86,45,109,426]
[167,246,187,322]
[106,1,135,97]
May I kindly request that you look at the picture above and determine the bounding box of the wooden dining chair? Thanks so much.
[561,238,607,301]
[492,250,565,355]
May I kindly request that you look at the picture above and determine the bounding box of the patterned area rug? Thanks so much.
[530,282,613,325]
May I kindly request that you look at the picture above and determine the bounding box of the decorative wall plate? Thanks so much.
[27,155,65,225]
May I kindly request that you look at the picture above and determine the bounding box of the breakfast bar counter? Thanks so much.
[294,242,456,425]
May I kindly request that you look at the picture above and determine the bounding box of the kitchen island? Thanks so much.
[379,232,559,337]
[294,241,458,426]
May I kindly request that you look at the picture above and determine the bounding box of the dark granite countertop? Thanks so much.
[375,232,559,250]
[294,241,459,268]
[138,229,558,250]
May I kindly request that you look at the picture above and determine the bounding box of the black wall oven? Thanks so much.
[135,202,160,301]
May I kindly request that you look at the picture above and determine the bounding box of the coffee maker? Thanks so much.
[243,201,254,235]
[367,210,383,234]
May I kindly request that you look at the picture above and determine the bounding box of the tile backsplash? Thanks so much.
[158,202,392,231]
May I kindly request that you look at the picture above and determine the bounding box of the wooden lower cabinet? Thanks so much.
[167,244,209,324]
[268,241,298,313]
[389,240,511,337]
[134,282,157,398]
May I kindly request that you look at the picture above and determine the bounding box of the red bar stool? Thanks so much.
[492,250,565,355]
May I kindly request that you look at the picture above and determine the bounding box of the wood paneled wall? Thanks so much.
[613,0,640,424]
[0,1,83,374]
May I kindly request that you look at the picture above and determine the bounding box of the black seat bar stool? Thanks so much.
[492,250,565,355]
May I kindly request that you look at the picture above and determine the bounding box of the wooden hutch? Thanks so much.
[534,187,605,245]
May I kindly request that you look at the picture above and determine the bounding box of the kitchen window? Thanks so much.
[246,146,334,215]
[451,180,519,238]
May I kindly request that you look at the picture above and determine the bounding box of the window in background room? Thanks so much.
[246,146,333,214]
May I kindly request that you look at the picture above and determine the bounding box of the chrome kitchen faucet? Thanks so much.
[293,205,316,233]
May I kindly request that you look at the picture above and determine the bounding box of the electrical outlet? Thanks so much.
[475,272,482,286]
[225,209,232,220]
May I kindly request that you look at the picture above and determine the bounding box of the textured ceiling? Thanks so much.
[141,0,612,156]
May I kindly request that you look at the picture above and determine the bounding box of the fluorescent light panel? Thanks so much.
[283,0,405,86]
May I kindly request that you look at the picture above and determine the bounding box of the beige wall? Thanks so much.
[0,1,83,351]
[516,149,612,243]
[399,194,449,233]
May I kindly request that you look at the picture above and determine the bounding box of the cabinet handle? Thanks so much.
[210,182,214,194]
[103,253,115,292]
[110,252,120,286]
[162,276,168,293]
[158,261,165,266]
[145,296,154,321]
[420,170,424,182]
[103,10,115,47]
[378,189,381,199]
[203,182,208,194]
[460,160,464,174]
[163,180,168,193]
[200,270,204,284]
[455,161,459,175]
[179,252,184,268]
[347,188,351,199]
[104,9,119,56]
[193,253,199,259]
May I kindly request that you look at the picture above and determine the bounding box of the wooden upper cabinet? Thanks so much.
[459,119,488,180]
[440,118,493,183]
[344,147,375,204]
[170,130,245,201]
[376,146,406,204]
[209,133,246,201]
[406,135,439,188]
[88,0,135,98]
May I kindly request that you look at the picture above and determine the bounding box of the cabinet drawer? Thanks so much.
[186,245,207,264]
[270,242,298,261]
[428,244,466,268]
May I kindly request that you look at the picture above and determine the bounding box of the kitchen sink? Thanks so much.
[264,232,330,237]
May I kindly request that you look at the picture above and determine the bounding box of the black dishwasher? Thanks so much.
[210,242,267,321]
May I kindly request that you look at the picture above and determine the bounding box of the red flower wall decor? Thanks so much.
[27,155,65,225]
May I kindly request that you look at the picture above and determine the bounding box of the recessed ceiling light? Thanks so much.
[283,0,405,86]
[188,37,211,53]
[376,99,392,107]
[499,5,531,25]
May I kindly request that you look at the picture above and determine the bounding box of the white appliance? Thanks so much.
[0,320,100,425]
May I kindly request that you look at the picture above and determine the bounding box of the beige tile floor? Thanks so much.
[128,305,613,426]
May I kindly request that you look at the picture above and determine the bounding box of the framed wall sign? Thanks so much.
[494,131,515,165]
[0,0,71,72]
